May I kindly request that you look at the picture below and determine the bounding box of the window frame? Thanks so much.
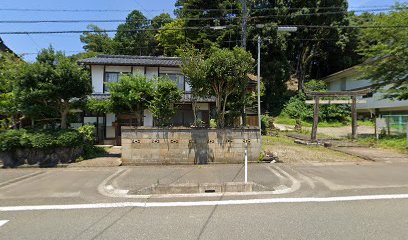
[103,72,130,93]
[159,73,191,93]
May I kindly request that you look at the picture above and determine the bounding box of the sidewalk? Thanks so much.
[68,146,122,168]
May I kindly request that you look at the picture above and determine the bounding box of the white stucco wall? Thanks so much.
[327,77,371,91]
[91,65,104,94]
[132,66,144,75]
[326,74,408,112]
[145,67,159,79]
[143,109,153,127]
[105,66,132,73]
[91,65,186,93]
[357,93,408,111]
[160,67,182,74]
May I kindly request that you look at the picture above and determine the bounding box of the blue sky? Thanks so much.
[0,0,402,61]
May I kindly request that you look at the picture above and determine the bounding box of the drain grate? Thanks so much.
[204,189,216,193]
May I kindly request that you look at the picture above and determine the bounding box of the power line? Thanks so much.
[1,24,408,35]
[0,7,404,25]
[0,5,402,12]
[18,37,345,55]
[178,5,400,12]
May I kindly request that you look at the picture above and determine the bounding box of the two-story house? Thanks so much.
[78,55,216,145]
[321,64,408,119]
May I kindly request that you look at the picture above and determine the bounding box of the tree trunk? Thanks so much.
[61,106,70,129]
[241,90,247,126]
[221,94,229,128]
[311,96,320,142]
[216,94,223,128]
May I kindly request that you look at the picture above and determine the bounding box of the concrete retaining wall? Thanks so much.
[0,147,83,168]
[121,127,261,165]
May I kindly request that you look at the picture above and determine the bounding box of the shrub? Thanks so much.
[210,119,217,128]
[281,80,351,124]
[56,131,83,147]
[0,129,27,151]
[82,144,107,159]
[261,115,272,135]
[78,125,96,143]
[281,93,312,120]
[28,132,57,149]
[0,129,84,152]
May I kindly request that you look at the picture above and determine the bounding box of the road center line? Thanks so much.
[1,194,408,212]
[0,220,9,227]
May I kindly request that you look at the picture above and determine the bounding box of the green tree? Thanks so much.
[175,0,242,50]
[16,47,92,129]
[156,19,187,56]
[181,47,254,127]
[114,10,170,55]
[108,74,155,126]
[149,78,183,127]
[357,6,408,100]
[0,52,23,129]
[80,25,116,54]
[247,0,356,114]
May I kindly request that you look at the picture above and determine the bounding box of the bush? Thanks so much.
[210,119,217,128]
[281,80,351,124]
[78,125,96,143]
[0,129,84,152]
[261,115,272,135]
[82,144,107,159]
[0,129,27,151]
[56,131,83,147]
[281,93,311,120]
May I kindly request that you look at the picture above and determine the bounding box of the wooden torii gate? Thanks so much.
[305,89,371,141]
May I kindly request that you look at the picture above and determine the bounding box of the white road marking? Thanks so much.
[1,194,408,212]
[0,220,9,227]
[0,171,45,189]
[266,165,301,194]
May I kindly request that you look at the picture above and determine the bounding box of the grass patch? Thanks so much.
[356,136,407,152]
[357,120,375,127]
[274,116,346,128]
[263,135,297,147]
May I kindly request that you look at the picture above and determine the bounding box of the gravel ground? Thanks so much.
[275,124,375,139]
[262,135,364,164]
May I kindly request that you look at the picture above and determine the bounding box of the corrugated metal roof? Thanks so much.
[78,55,182,67]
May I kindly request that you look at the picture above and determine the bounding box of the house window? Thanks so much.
[185,79,192,93]
[159,73,187,92]
[104,72,120,93]
[104,72,130,92]
[362,92,373,98]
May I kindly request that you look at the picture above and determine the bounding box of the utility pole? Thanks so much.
[240,0,248,126]
[240,0,248,49]
[257,36,262,144]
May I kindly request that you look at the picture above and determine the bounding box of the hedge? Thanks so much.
[0,129,84,152]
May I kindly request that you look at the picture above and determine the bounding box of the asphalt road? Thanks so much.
[1,162,408,239]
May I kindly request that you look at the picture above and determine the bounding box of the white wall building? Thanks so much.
[322,65,408,118]
[78,55,215,145]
